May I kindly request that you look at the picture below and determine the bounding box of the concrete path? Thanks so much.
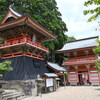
[22,86,100,100]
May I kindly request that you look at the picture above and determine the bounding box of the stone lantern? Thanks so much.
[36,75,44,96]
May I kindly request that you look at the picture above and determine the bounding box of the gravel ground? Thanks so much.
[22,86,100,100]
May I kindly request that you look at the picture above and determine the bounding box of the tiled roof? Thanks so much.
[44,73,58,77]
[47,62,66,71]
[58,36,98,51]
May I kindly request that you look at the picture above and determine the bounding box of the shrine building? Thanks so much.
[57,36,100,86]
[0,6,60,95]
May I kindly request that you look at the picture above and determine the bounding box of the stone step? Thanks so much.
[2,90,25,100]
[17,96,26,100]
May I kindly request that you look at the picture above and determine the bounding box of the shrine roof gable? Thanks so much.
[0,8,56,41]
[1,5,22,24]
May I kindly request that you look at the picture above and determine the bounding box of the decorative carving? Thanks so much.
[73,51,77,56]
[84,49,89,55]
[64,52,70,57]
[74,65,78,69]
[85,64,90,69]
[66,66,69,70]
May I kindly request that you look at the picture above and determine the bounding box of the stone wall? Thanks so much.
[2,80,38,96]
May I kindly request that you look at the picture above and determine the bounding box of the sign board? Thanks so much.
[46,78,53,87]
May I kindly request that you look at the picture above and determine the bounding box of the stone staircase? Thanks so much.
[2,90,26,100]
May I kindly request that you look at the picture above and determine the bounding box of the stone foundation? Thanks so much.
[2,80,38,96]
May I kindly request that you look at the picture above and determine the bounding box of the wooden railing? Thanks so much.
[1,52,44,60]
[0,35,48,52]
[63,56,99,65]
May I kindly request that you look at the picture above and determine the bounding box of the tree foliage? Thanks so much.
[93,39,100,56]
[0,61,13,75]
[83,0,100,22]
[94,61,100,71]
[55,37,76,65]
[93,39,100,72]
[67,36,76,42]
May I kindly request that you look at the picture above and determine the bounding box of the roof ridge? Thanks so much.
[9,5,22,17]
[48,61,59,65]
[66,36,99,44]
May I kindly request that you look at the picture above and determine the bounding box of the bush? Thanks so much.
[0,61,13,75]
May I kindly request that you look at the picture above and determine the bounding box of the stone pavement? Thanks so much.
[22,86,100,100]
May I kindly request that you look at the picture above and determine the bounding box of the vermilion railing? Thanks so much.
[63,56,99,65]
[0,35,48,52]
[1,52,44,60]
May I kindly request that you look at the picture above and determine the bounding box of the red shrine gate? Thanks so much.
[57,36,100,85]
[65,56,100,85]
[68,70,100,85]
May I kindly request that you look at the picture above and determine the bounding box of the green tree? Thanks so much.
[93,39,100,71]
[93,39,100,56]
[67,36,76,42]
[0,61,13,75]
[94,61,100,71]
[83,0,100,22]
[55,36,76,65]
[0,0,69,62]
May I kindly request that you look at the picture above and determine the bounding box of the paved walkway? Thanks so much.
[22,86,100,100]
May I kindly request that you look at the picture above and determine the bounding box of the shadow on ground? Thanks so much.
[94,88,100,91]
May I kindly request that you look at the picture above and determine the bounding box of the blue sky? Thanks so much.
[56,0,100,39]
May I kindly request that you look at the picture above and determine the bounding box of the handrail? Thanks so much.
[64,56,97,63]
[0,36,48,52]
[1,52,44,60]
[63,56,98,66]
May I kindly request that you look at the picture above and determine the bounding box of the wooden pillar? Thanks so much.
[63,72,66,87]
[74,65,78,84]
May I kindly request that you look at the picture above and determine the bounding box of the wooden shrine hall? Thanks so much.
[57,36,100,86]
[46,62,66,86]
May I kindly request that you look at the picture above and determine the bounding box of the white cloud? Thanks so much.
[56,0,100,39]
